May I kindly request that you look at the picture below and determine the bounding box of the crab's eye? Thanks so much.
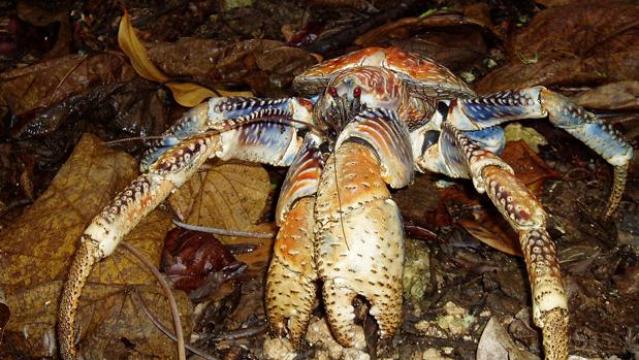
[328,87,338,97]
[353,86,361,97]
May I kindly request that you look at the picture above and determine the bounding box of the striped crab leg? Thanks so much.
[440,121,569,360]
[446,87,634,219]
[58,97,315,359]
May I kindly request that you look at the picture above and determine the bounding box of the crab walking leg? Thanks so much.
[315,140,405,347]
[59,103,313,359]
[266,197,317,343]
[58,135,218,359]
[442,122,568,360]
[140,96,315,171]
[447,86,634,218]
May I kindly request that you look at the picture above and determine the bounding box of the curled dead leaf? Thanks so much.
[118,11,254,106]
[0,133,191,358]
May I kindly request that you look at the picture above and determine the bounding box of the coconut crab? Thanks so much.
[57,47,633,360]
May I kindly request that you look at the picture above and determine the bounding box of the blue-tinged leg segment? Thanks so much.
[540,89,633,219]
[140,97,317,171]
[444,86,633,219]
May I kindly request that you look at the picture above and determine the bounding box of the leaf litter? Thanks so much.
[0,0,639,359]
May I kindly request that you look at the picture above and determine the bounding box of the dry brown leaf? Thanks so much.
[0,134,191,358]
[458,219,521,256]
[574,81,639,110]
[169,161,273,274]
[117,11,169,83]
[0,53,135,117]
[117,12,250,106]
[146,38,317,96]
[476,2,639,93]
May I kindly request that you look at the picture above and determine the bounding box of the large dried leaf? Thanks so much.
[0,134,191,358]
[0,53,136,117]
[476,2,639,93]
[117,12,252,106]
[169,161,274,277]
[574,81,639,110]
[169,161,271,239]
[355,5,497,48]
[146,38,318,96]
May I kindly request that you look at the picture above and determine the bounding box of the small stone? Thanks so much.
[262,336,297,360]
[305,316,368,360]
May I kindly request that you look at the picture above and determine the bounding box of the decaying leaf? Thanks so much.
[169,161,274,274]
[0,53,135,118]
[146,38,318,96]
[0,134,191,358]
[574,81,639,111]
[16,1,71,59]
[162,228,242,293]
[476,2,639,93]
[118,11,253,106]
[458,219,521,256]
[355,8,494,48]
[501,140,560,196]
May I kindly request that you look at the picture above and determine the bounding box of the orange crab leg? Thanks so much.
[442,122,568,360]
[266,197,318,343]
[58,97,316,359]
[267,134,323,343]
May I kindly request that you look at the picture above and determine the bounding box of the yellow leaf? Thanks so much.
[117,11,168,83]
[117,11,253,107]
[169,161,271,243]
[0,134,191,358]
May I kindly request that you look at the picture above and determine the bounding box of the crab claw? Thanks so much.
[266,197,318,344]
[315,141,404,347]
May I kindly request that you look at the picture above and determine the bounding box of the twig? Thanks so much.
[120,241,186,360]
[198,322,268,342]
[131,290,219,360]
[105,135,168,146]
[173,220,274,238]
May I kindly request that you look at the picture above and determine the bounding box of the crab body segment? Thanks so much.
[58,47,634,360]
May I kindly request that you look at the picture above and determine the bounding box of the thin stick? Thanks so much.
[105,135,168,146]
[105,117,326,147]
[120,242,186,360]
[131,290,219,360]
[173,219,274,238]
